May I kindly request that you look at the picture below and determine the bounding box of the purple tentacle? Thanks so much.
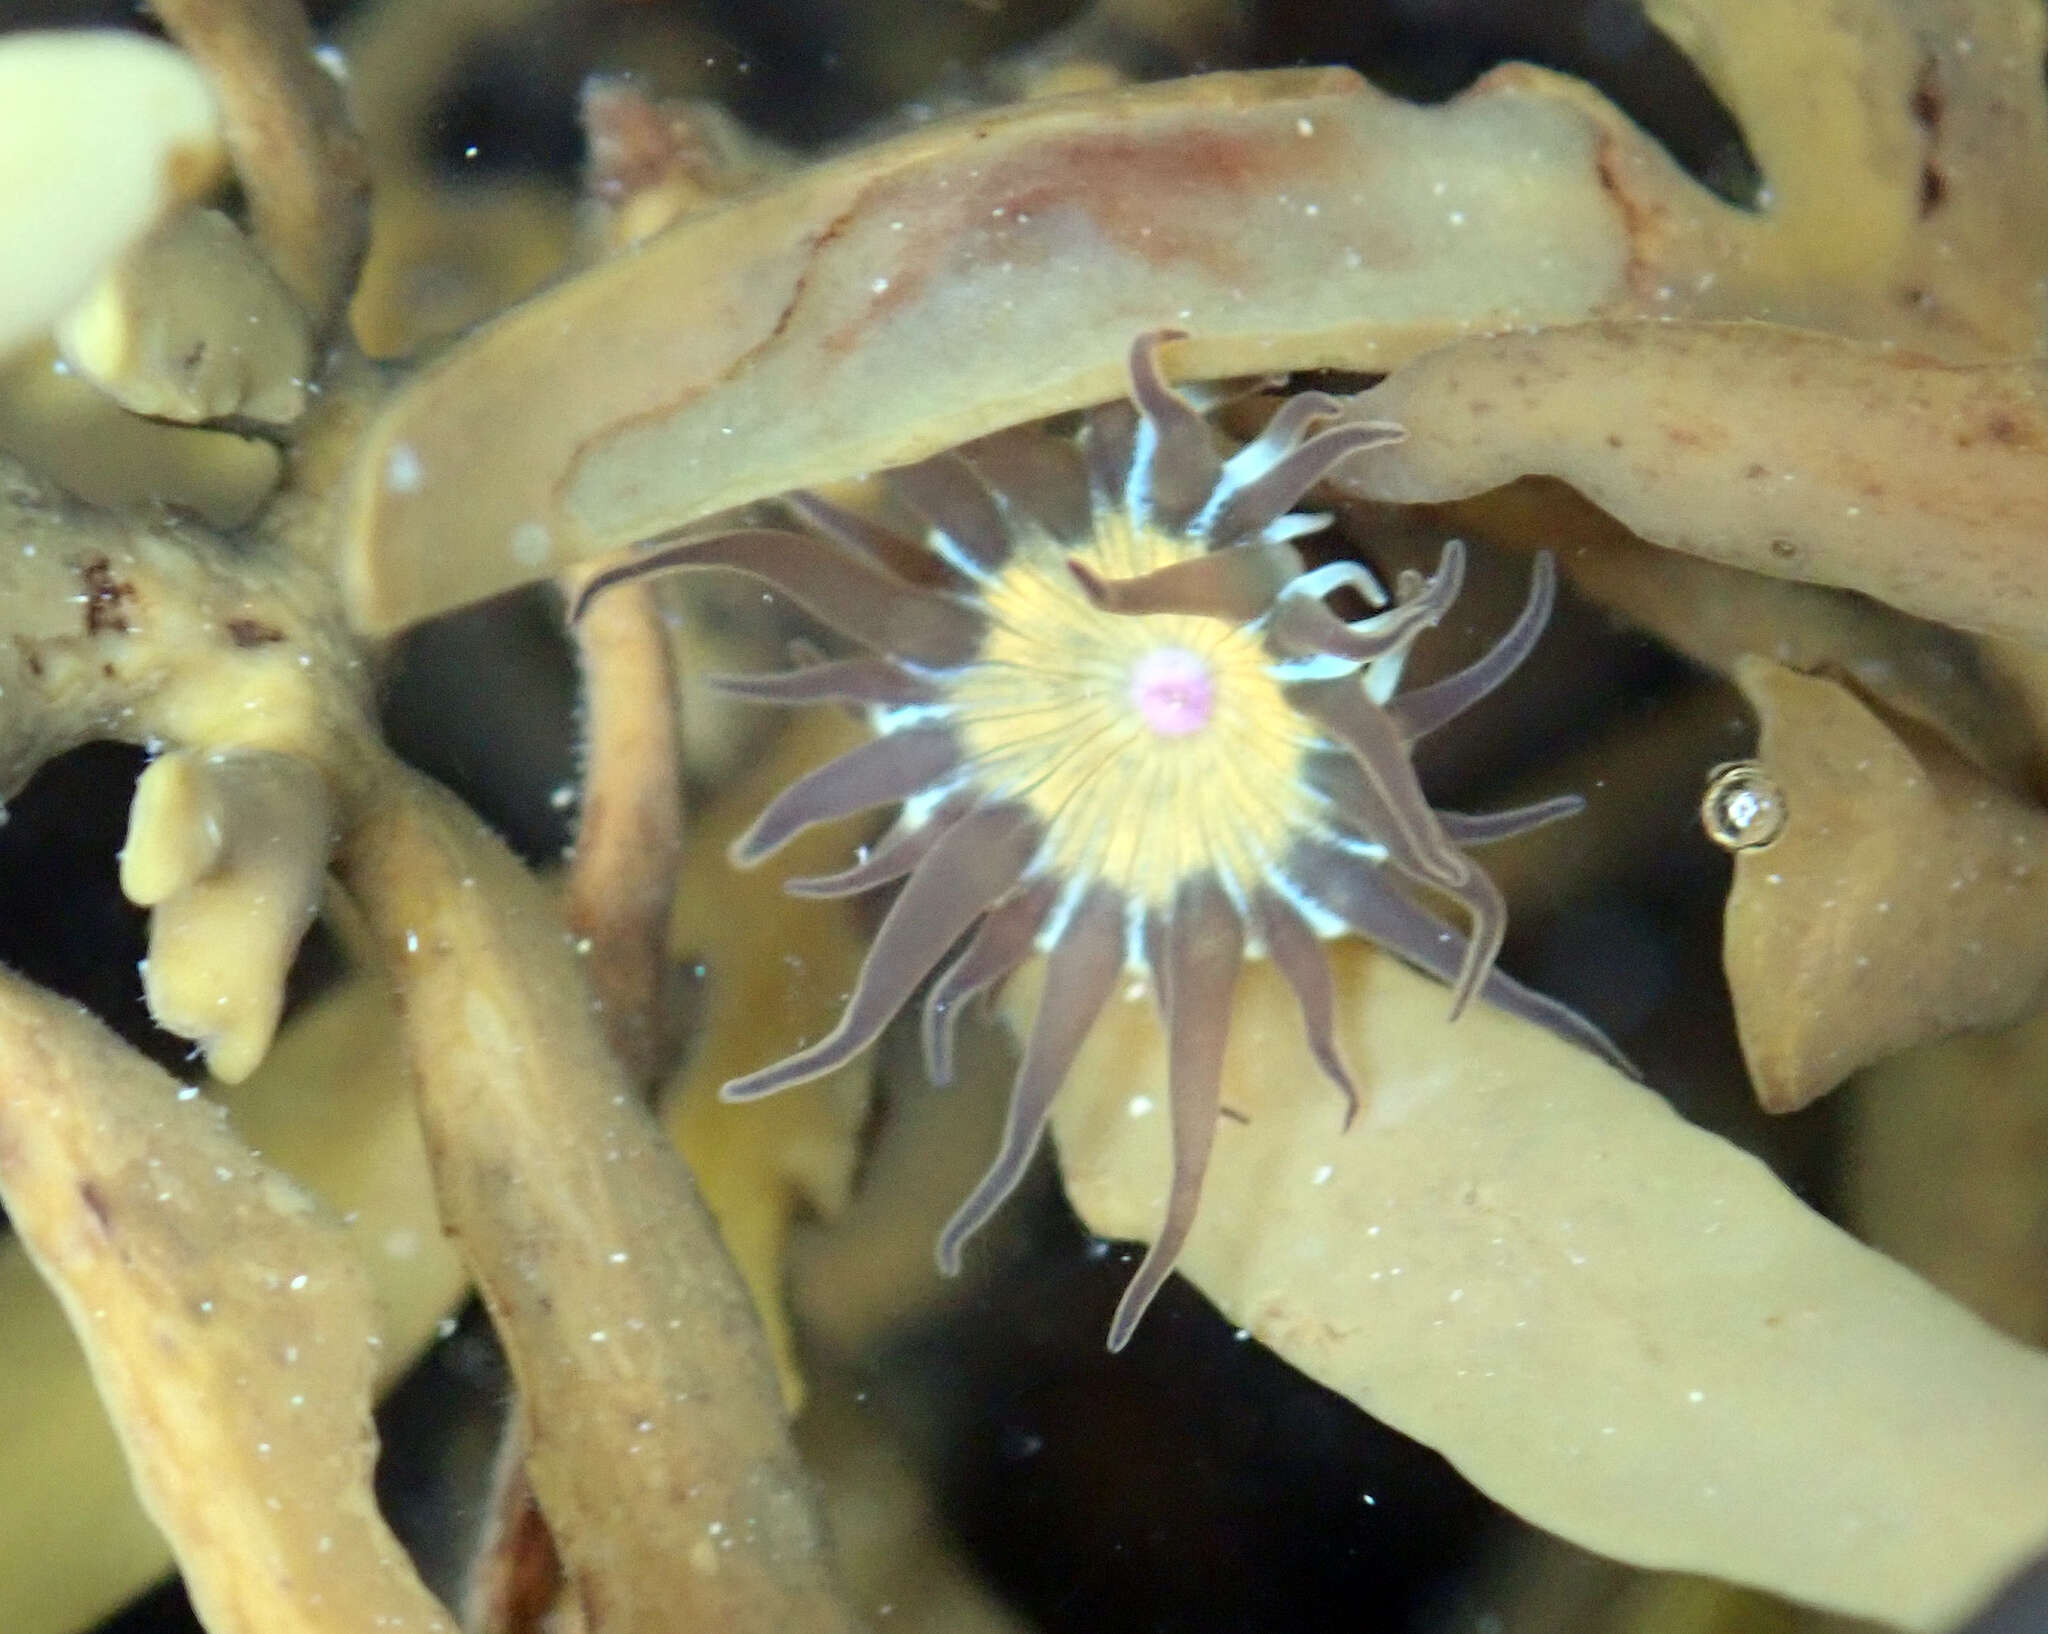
[961,429,1094,543]
[730,723,960,865]
[1389,553,1557,742]
[1250,889,1360,1127]
[1281,840,1632,1073]
[1065,539,1304,623]
[706,655,941,709]
[1268,540,1464,665]
[936,886,1124,1273]
[922,880,1056,1086]
[1125,329,1223,532]
[721,804,1041,1101]
[785,798,971,899]
[573,527,984,668]
[1107,878,1244,1352]
[889,453,1013,576]
[1441,866,1506,1020]
[1083,400,1139,510]
[1293,732,1501,1015]
[783,491,907,564]
[1287,677,1470,891]
[1200,421,1405,546]
[1302,753,1515,1010]
[1436,795,1583,848]
[1217,391,1344,488]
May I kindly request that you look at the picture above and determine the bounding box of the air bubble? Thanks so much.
[1701,761,1787,851]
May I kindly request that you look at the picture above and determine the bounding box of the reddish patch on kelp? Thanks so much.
[975,125,1288,269]
[824,114,1353,356]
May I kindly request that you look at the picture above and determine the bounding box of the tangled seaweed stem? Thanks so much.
[150,0,370,336]
[341,769,863,1634]
[0,972,459,1634]
[0,17,849,1606]
[563,577,685,1087]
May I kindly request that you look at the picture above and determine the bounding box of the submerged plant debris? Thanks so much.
[2,1,2048,1633]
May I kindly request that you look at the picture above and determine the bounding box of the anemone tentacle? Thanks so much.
[960,429,1095,543]
[1283,674,1473,891]
[1211,389,1344,496]
[730,721,961,865]
[891,453,1014,578]
[1065,540,1306,623]
[573,526,984,664]
[578,327,1616,1349]
[1199,419,1406,547]
[1124,329,1223,530]
[1250,887,1361,1126]
[783,795,973,898]
[1109,877,1244,1348]
[1387,551,1558,742]
[721,803,1041,1102]
[922,880,1058,1086]
[1283,835,1629,1071]
[706,654,939,708]
[1082,400,1140,511]
[1437,796,1584,847]
[936,886,1124,1275]
[781,490,906,563]
[1266,542,1460,667]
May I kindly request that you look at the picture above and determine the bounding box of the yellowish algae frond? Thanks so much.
[0,32,224,358]
[1727,660,2048,1112]
[1039,948,2048,1630]
[58,205,312,426]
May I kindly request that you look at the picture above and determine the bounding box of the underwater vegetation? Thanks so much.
[576,329,1624,1353]
[0,1,2046,1633]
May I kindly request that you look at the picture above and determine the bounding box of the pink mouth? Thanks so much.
[1129,646,1217,737]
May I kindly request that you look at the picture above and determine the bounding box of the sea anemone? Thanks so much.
[577,331,1623,1349]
